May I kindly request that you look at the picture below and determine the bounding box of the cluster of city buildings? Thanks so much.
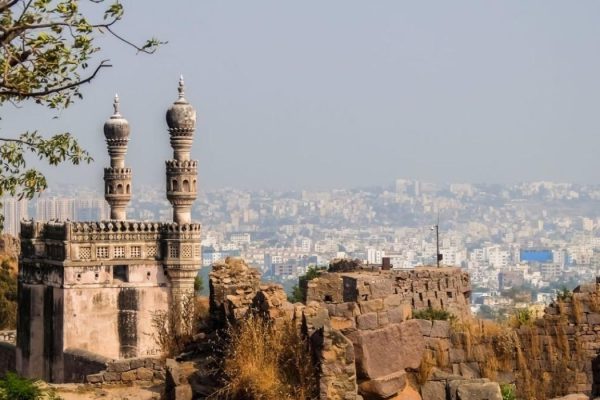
[4,178,600,312]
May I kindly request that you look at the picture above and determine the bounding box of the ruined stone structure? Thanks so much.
[207,258,496,400]
[14,79,202,383]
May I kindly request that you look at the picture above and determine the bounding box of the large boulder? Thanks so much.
[349,320,425,379]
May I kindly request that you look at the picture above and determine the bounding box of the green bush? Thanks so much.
[556,286,573,302]
[412,308,454,321]
[510,308,533,328]
[0,372,43,400]
[500,383,516,400]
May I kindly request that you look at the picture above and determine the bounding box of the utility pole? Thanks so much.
[432,214,442,267]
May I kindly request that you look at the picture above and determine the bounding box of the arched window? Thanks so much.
[193,179,197,192]
[107,185,113,194]
[126,184,130,194]
[172,179,179,191]
[117,184,124,194]
[183,179,190,192]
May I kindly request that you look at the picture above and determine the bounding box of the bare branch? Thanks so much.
[106,26,161,54]
[0,59,112,97]
[0,137,36,146]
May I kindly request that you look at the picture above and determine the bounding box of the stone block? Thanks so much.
[588,313,600,325]
[108,359,131,372]
[378,311,390,327]
[359,299,384,314]
[384,294,404,309]
[137,367,154,380]
[103,372,120,382]
[431,320,450,338]
[358,371,407,399]
[448,379,490,400]
[331,316,356,332]
[420,381,445,400]
[121,370,137,382]
[449,348,466,363]
[415,319,432,336]
[357,313,379,330]
[173,384,193,400]
[130,358,146,369]
[388,304,412,324]
[86,373,104,384]
[456,382,502,400]
[391,384,422,400]
[459,362,480,379]
[352,320,425,379]
[166,358,182,386]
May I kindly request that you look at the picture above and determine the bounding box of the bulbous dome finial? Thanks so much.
[104,93,130,140]
[166,76,196,132]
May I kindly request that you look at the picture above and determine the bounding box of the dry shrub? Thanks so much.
[572,296,585,324]
[151,293,204,357]
[217,315,317,400]
[589,293,600,313]
[418,350,436,385]
[435,340,448,368]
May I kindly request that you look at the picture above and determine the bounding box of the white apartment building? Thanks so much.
[486,246,509,268]
[2,198,28,236]
[367,248,385,264]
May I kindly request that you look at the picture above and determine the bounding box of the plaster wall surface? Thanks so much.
[63,285,169,359]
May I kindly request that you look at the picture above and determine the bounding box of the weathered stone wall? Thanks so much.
[85,356,165,385]
[0,341,16,376]
[511,282,600,398]
[307,266,472,319]
[209,257,261,327]
[61,348,165,385]
[207,260,504,400]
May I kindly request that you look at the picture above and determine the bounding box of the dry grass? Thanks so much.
[572,296,585,324]
[417,350,436,385]
[215,315,317,400]
[435,340,448,368]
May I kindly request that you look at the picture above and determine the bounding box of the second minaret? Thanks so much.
[165,77,198,224]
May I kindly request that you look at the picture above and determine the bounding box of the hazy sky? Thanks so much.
[3,1,600,191]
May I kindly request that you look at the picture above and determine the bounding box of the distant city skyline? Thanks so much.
[3,1,600,190]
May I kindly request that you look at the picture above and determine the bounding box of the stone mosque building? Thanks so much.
[15,78,201,382]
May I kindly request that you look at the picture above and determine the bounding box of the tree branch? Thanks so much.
[106,26,160,54]
[0,59,111,97]
[0,0,20,14]
[0,137,36,146]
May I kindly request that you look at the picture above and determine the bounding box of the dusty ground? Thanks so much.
[47,382,163,400]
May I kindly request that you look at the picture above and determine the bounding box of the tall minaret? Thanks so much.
[103,94,132,220]
[165,77,198,224]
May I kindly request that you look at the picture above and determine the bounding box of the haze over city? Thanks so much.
[3,1,600,190]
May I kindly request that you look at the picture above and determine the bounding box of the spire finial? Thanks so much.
[178,75,185,99]
[113,93,120,116]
